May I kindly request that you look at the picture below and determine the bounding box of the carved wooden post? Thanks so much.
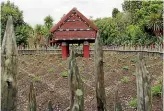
[1,16,18,111]
[67,49,84,111]
[29,82,37,111]
[114,87,122,111]
[136,52,152,111]
[163,62,164,111]
[47,100,53,111]
[94,31,107,111]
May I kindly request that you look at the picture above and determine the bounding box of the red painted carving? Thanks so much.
[60,21,89,29]
[55,31,96,39]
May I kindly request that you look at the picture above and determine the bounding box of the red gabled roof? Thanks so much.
[50,7,98,32]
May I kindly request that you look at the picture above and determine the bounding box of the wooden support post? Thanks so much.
[83,41,90,58]
[163,59,164,111]
[136,52,152,111]
[29,82,37,111]
[62,42,69,59]
[67,49,84,111]
[114,87,122,111]
[94,31,107,111]
[47,100,53,111]
[1,16,18,111]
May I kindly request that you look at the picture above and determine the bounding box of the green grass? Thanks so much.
[48,67,55,72]
[128,98,137,107]
[131,58,137,63]
[120,76,130,83]
[122,66,129,71]
[58,63,63,66]
[81,76,88,82]
[151,84,162,96]
[132,72,136,76]
[61,71,68,77]
[32,76,40,82]
[105,64,111,67]
[79,68,83,72]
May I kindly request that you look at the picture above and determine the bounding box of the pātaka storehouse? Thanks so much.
[50,7,98,59]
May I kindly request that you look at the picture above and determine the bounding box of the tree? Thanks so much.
[15,23,33,45]
[115,12,131,33]
[1,1,24,42]
[94,17,119,45]
[122,1,142,24]
[92,1,163,46]
[122,1,142,12]
[124,25,146,46]
[112,8,120,18]
[44,15,53,29]
[1,1,34,46]
[43,15,54,41]
[34,24,44,35]
[33,24,47,48]
[134,0,163,45]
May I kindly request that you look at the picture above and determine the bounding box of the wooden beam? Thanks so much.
[66,19,81,22]
[57,28,92,31]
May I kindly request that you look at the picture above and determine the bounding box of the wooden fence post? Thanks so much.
[1,16,18,111]
[114,87,122,111]
[163,59,164,111]
[47,100,53,111]
[29,82,37,111]
[94,31,107,111]
[67,49,84,111]
[136,52,152,111]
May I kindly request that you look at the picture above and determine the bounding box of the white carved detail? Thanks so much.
[84,41,89,45]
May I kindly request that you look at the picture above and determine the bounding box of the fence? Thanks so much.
[2,16,162,111]
[18,45,163,57]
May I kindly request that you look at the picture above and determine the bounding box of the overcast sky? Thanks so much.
[2,0,124,27]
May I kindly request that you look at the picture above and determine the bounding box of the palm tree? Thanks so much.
[44,15,54,29]
[34,24,44,48]
[44,15,54,47]
[146,13,163,36]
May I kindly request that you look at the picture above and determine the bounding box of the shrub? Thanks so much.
[128,98,137,108]
[79,68,83,72]
[61,71,68,77]
[75,89,83,96]
[132,72,136,76]
[81,76,88,82]
[120,76,129,83]
[58,63,62,66]
[122,66,129,70]
[48,67,55,72]
[32,76,40,82]
[151,84,162,96]
[106,64,111,67]
[131,58,137,63]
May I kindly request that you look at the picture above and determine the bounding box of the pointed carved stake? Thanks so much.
[136,52,152,111]
[67,49,84,111]
[94,31,107,111]
[48,100,53,111]
[114,87,122,111]
[1,16,18,111]
[29,82,37,111]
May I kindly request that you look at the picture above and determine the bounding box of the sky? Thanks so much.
[2,0,124,27]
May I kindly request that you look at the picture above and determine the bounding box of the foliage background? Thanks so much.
[1,1,163,47]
